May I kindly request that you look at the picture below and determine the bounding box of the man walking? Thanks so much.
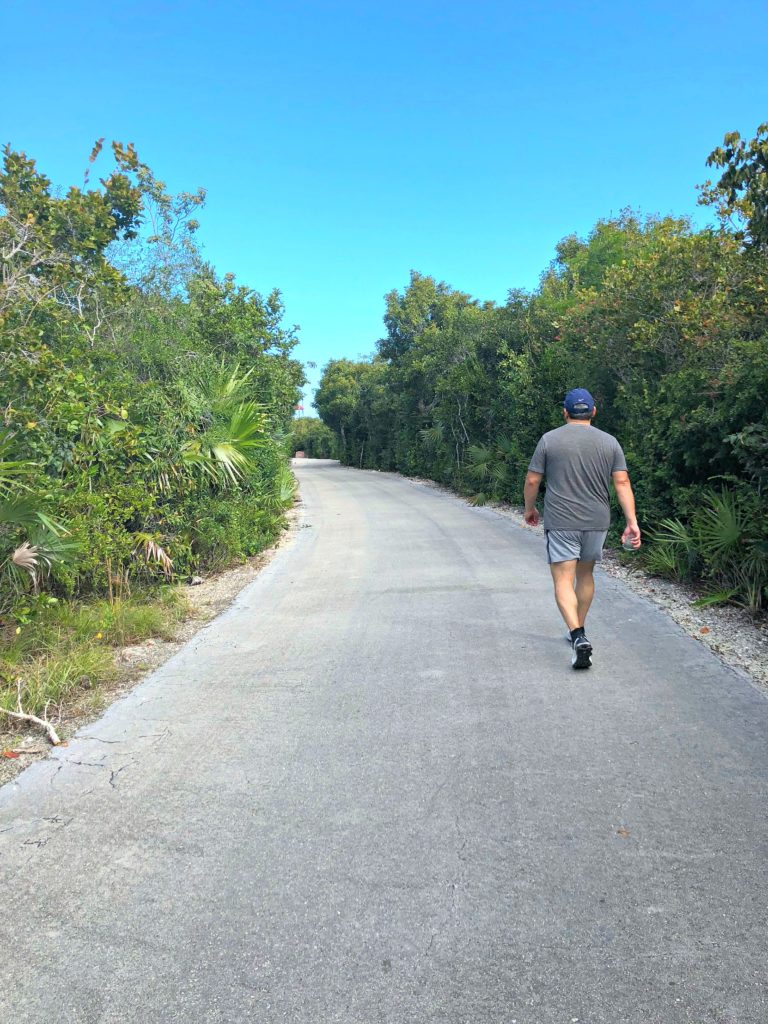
[523,388,641,669]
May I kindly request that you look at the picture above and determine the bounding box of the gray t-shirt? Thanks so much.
[528,424,627,531]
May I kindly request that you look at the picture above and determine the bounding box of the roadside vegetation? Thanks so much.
[289,417,338,459]
[316,124,768,613]
[0,141,303,742]
[2,590,187,724]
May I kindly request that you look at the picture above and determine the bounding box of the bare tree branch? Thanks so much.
[0,681,62,745]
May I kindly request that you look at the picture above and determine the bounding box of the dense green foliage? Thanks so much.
[289,417,338,459]
[0,142,304,622]
[316,127,768,611]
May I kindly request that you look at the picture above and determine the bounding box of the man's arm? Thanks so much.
[612,470,641,548]
[524,471,543,526]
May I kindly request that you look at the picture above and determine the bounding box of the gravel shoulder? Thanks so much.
[391,471,768,695]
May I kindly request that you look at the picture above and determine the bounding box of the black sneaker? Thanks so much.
[571,634,593,670]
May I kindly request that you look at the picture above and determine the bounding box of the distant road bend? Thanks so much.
[1,459,767,1023]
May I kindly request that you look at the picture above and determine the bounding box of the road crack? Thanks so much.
[109,761,135,789]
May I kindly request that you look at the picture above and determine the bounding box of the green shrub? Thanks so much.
[646,487,768,612]
[1,144,305,617]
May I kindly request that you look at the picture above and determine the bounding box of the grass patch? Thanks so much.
[0,588,189,720]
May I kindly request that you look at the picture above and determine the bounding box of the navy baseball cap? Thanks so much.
[564,388,595,417]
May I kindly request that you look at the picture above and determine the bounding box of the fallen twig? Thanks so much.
[0,680,62,746]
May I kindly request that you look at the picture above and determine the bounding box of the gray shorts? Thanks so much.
[545,529,607,564]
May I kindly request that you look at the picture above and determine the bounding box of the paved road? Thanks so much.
[1,460,767,1024]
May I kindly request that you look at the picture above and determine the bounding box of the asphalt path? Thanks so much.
[1,459,767,1024]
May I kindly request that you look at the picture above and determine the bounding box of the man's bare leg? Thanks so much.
[575,560,596,628]
[549,559,579,631]
[551,559,593,668]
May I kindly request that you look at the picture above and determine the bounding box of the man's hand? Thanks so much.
[621,522,642,549]
[613,472,641,549]
[524,507,541,527]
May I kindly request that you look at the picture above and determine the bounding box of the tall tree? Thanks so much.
[699,122,768,249]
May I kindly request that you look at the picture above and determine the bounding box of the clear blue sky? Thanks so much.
[3,0,767,411]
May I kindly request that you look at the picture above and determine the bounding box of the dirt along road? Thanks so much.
[1,459,766,1023]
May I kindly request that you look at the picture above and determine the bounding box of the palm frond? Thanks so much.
[741,539,768,578]
[490,462,512,485]
[0,497,44,528]
[494,435,516,458]
[0,497,67,535]
[693,489,747,564]
[198,362,256,413]
[647,518,694,549]
[466,444,493,480]
[227,401,267,449]
[132,531,173,578]
[179,442,220,482]
[419,424,445,450]
[4,527,75,595]
[32,510,69,537]
[263,465,297,510]
[209,443,251,483]
[642,542,687,579]
[11,542,39,580]
[220,363,254,400]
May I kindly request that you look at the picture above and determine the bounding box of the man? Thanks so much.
[523,388,641,669]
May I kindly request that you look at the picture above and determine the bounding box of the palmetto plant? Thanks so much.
[418,423,446,453]
[418,421,458,482]
[466,435,519,504]
[645,516,699,578]
[185,366,267,486]
[648,487,768,612]
[694,489,749,567]
[0,430,72,609]
[263,464,297,512]
[181,400,268,487]
[145,377,269,493]
[204,362,255,410]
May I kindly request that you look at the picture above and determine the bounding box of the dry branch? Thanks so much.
[0,680,62,746]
